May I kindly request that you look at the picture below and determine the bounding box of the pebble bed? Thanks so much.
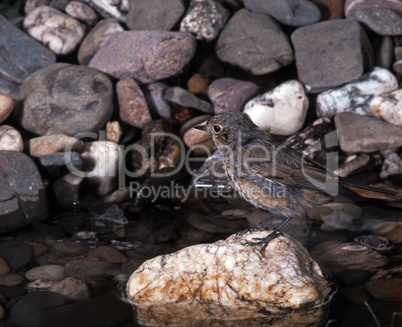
[0,0,401,326]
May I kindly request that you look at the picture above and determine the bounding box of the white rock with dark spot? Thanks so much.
[127,231,333,326]
[370,89,402,126]
[180,0,230,42]
[316,67,398,118]
[0,125,23,152]
[81,141,122,196]
[24,6,86,55]
[244,80,308,135]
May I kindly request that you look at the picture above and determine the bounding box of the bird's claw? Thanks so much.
[246,231,283,252]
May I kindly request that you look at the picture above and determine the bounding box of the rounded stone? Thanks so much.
[50,277,91,301]
[370,89,402,126]
[0,125,23,152]
[208,78,260,114]
[29,134,85,158]
[25,265,65,281]
[87,245,127,264]
[244,80,308,135]
[24,6,86,55]
[344,0,402,18]
[78,18,124,66]
[17,63,113,136]
[354,7,402,36]
[0,92,14,123]
[88,31,196,84]
[65,1,98,25]
[365,278,402,302]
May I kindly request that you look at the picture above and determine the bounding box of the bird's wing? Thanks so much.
[242,140,341,195]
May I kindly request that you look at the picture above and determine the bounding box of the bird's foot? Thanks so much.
[235,225,265,238]
[247,230,283,252]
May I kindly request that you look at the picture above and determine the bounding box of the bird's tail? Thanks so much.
[340,180,401,201]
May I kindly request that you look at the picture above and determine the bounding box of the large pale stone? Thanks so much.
[370,89,402,126]
[244,80,308,135]
[126,231,333,327]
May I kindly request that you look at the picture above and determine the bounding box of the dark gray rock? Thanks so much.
[16,63,113,136]
[243,0,321,26]
[208,78,260,114]
[64,259,120,278]
[216,9,294,75]
[78,18,124,66]
[0,15,55,99]
[377,37,394,69]
[334,112,402,153]
[143,82,172,119]
[165,87,213,113]
[0,151,48,233]
[8,291,132,327]
[0,241,33,270]
[39,152,83,180]
[127,0,185,31]
[52,173,83,208]
[291,19,373,93]
[354,7,402,36]
[88,31,196,84]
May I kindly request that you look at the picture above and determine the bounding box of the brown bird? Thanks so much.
[195,111,400,250]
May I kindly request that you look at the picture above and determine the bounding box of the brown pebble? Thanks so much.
[87,245,127,264]
[365,278,402,302]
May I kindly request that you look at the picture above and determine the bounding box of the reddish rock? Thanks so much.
[117,78,152,129]
[311,0,345,20]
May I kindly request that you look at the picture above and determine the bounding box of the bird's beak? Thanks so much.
[194,125,207,132]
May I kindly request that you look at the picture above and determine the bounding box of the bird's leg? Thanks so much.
[248,215,293,251]
[235,213,276,238]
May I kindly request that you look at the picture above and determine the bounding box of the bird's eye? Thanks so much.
[213,125,221,133]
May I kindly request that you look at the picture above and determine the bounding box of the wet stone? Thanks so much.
[165,87,213,113]
[29,134,85,158]
[52,173,83,208]
[50,241,87,259]
[26,279,56,291]
[143,83,172,119]
[25,265,65,281]
[216,9,294,75]
[243,0,321,26]
[17,63,113,136]
[354,7,402,36]
[78,18,124,66]
[127,231,333,327]
[365,278,402,302]
[50,277,91,301]
[208,78,260,114]
[0,152,48,233]
[335,112,402,153]
[64,259,120,278]
[0,125,23,152]
[0,92,14,123]
[0,241,33,270]
[339,270,371,286]
[38,152,83,180]
[116,78,152,129]
[291,19,373,93]
[244,80,308,136]
[87,245,127,264]
[180,0,230,42]
[65,1,98,25]
[316,67,398,118]
[89,31,196,84]
[127,0,185,31]
[370,89,402,126]
[371,221,402,244]
[353,235,392,253]
[310,241,389,276]
[0,15,55,99]
[24,6,86,55]
[0,257,10,275]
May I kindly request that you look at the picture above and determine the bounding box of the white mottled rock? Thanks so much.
[25,264,65,281]
[0,125,23,152]
[180,0,229,42]
[380,152,402,179]
[88,0,127,22]
[106,121,123,143]
[370,89,402,126]
[24,6,86,55]
[316,67,398,118]
[244,80,308,135]
[29,134,85,158]
[81,141,122,196]
[127,231,332,327]
[50,277,91,301]
[0,92,14,123]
